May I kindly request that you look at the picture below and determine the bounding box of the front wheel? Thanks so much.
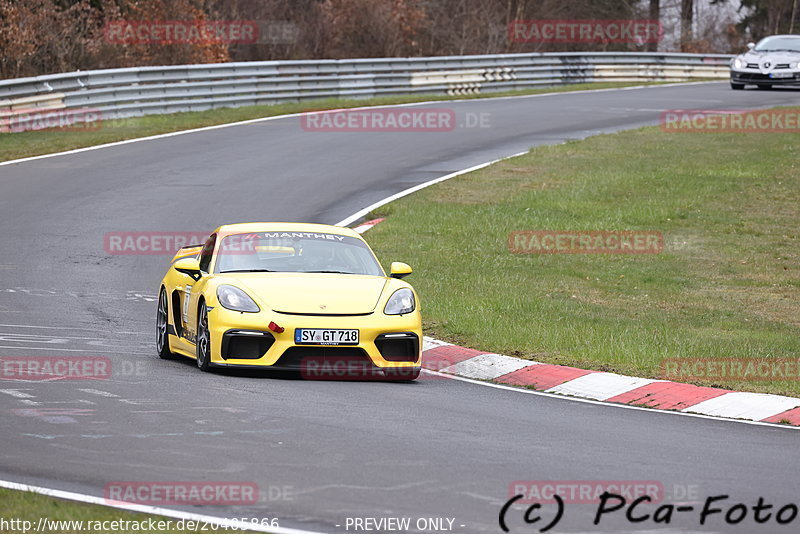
[156,288,175,359]
[730,82,745,90]
[196,302,212,372]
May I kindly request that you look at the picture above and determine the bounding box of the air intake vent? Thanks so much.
[375,333,419,362]
[221,330,275,360]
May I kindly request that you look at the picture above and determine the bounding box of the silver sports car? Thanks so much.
[729,34,800,90]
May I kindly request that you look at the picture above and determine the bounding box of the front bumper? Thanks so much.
[731,70,800,85]
[207,306,422,372]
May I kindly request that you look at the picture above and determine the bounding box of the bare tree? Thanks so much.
[648,0,660,52]
[5,0,775,78]
[680,0,693,51]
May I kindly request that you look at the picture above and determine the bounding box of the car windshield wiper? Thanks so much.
[301,270,354,274]
[220,269,275,273]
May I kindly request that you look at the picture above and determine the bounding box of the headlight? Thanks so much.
[733,57,744,69]
[384,288,415,315]
[217,285,260,313]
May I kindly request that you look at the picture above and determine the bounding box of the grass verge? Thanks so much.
[0,82,672,163]
[0,488,224,533]
[366,109,800,397]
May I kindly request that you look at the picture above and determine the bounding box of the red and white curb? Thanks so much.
[354,218,800,428]
[421,337,800,426]
[352,218,386,234]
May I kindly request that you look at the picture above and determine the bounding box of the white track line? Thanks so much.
[77,388,120,398]
[0,389,35,398]
[335,152,527,227]
[0,323,142,334]
[0,331,145,341]
[0,82,716,169]
[0,479,326,534]
[420,369,799,431]
[0,345,149,354]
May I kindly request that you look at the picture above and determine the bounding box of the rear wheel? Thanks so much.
[196,302,212,372]
[730,82,745,90]
[156,288,175,359]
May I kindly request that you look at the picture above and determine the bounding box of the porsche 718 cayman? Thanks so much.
[156,223,422,380]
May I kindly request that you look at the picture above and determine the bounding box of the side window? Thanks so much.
[199,234,216,273]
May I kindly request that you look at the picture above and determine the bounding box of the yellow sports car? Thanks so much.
[156,223,421,380]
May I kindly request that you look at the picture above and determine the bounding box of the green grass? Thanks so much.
[366,110,800,396]
[0,488,206,533]
[0,82,668,163]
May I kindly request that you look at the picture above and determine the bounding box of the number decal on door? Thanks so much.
[182,285,192,324]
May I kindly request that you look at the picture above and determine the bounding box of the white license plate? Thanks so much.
[295,328,359,345]
[770,72,793,79]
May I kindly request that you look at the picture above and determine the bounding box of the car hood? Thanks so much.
[231,273,389,315]
[742,51,800,65]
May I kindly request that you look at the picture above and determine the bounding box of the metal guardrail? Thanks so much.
[0,52,733,131]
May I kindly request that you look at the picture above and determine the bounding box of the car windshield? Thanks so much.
[754,36,800,52]
[215,231,384,276]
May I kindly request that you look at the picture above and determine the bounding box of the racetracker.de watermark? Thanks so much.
[104,481,259,505]
[300,358,419,381]
[662,358,800,382]
[104,20,259,45]
[661,109,800,133]
[509,481,666,505]
[509,19,662,44]
[104,232,209,255]
[509,231,664,254]
[300,109,491,132]
[1,108,102,133]
[0,357,112,380]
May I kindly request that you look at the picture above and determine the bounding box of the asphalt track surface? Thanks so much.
[1,82,799,533]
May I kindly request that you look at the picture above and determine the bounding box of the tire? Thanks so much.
[156,288,175,359]
[757,84,773,90]
[383,367,421,381]
[730,83,745,90]
[196,301,212,372]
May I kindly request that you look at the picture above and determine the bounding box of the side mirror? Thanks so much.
[174,257,202,281]
[747,42,755,50]
[390,262,412,279]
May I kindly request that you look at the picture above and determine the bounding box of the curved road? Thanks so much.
[1,82,799,533]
